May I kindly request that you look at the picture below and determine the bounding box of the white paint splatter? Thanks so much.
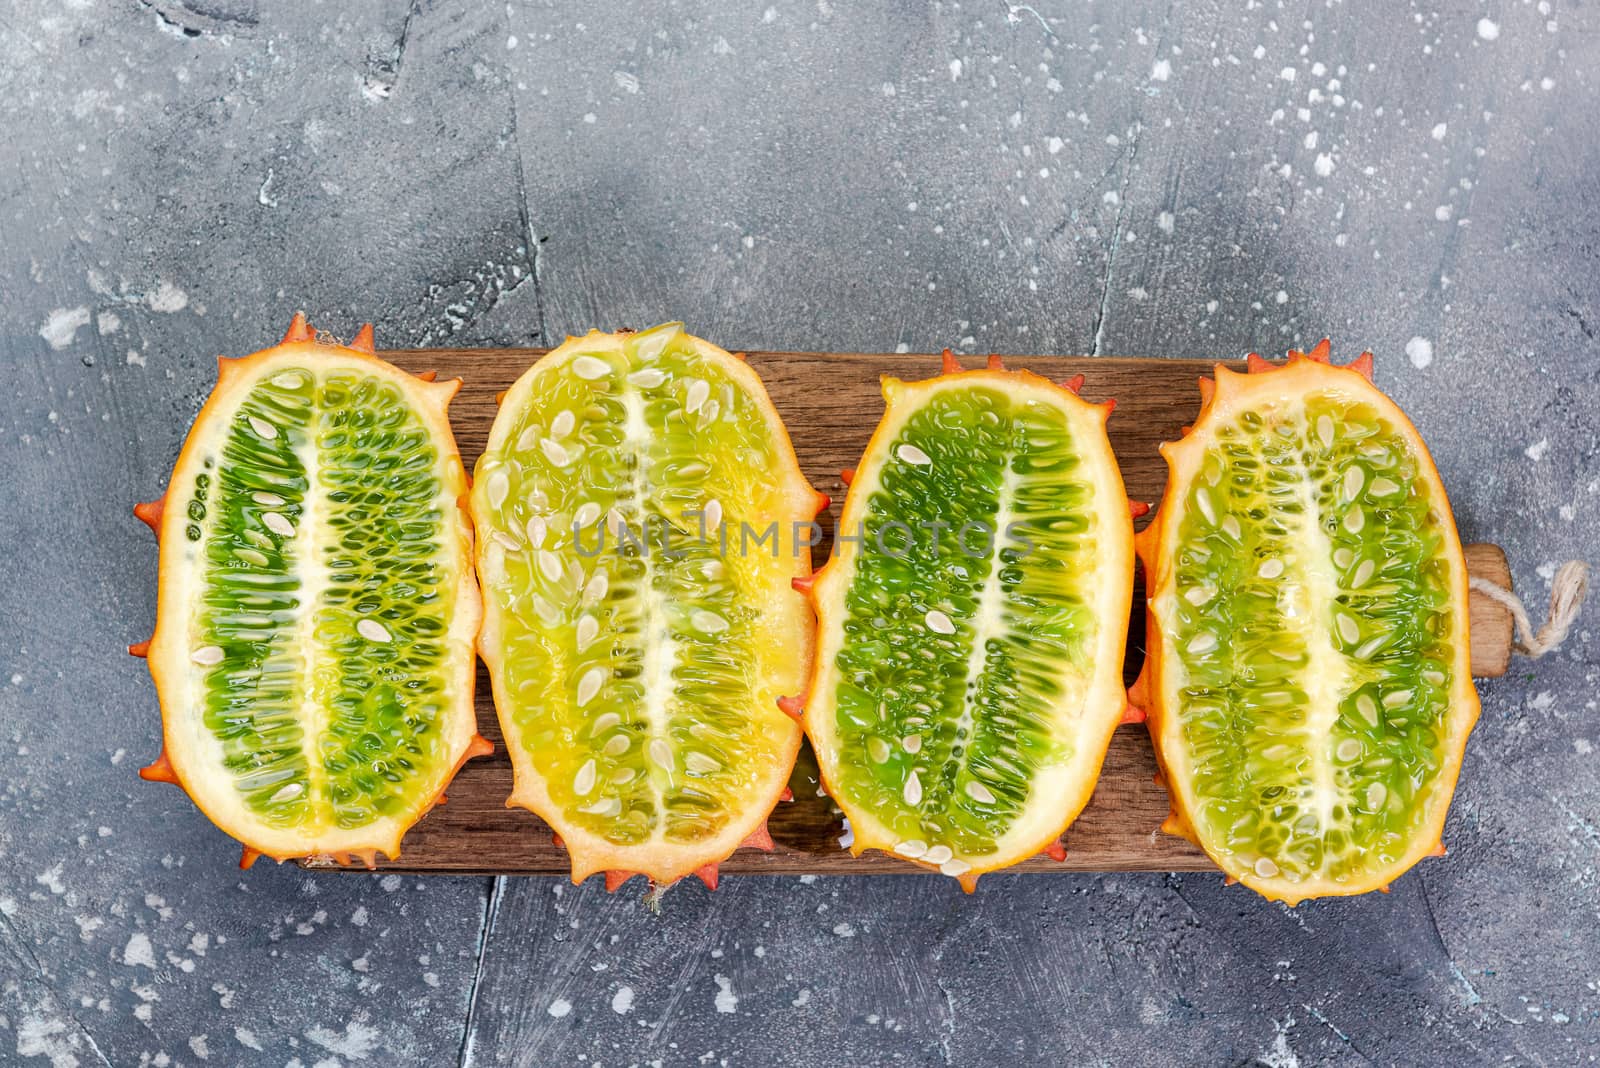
[833,922,857,937]
[714,974,739,1014]
[97,310,121,335]
[190,1034,211,1059]
[146,281,188,313]
[305,1020,380,1059]
[1526,438,1550,461]
[1150,58,1171,81]
[16,1014,81,1068]
[235,1027,264,1051]
[39,307,91,350]
[1405,336,1434,369]
[1431,122,1448,140]
[124,931,157,969]
[792,988,812,1007]
[614,71,640,94]
[611,986,635,1014]
[1157,211,1175,233]
[948,58,962,80]
[1279,66,1297,82]
[1477,17,1500,40]
[547,998,573,1018]
[1314,153,1334,177]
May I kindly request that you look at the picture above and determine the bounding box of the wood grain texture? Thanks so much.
[301,348,1514,877]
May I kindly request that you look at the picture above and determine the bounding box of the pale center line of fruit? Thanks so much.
[622,380,673,832]
[941,459,1020,829]
[287,382,332,820]
[1288,430,1349,846]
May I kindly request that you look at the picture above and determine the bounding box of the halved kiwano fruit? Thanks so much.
[802,353,1136,890]
[132,315,489,868]
[472,323,824,891]
[1132,341,1478,904]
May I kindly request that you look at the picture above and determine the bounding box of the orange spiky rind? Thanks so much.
[695,864,720,891]
[137,314,486,867]
[349,323,376,353]
[1062,373,1086,394]
[740,823,775,852]
[128,640,151,658]
[1139,343,1477,905]
[840,468,855,486]
[813,491,831,516]
[986,354,1005,370]
[605,870,636,893]
[805,355,1136,887]
[1043,841,1068,863]
[1128,500,1151,520]
[777,695,805,720]
[791,574,815,595]
[415,369,439,382]
[941,349,963,373]
[479,325,814,892]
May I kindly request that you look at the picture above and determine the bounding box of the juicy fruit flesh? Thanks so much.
[182,367,457,831]
[1167,389,1458,885]
[477,331,800,850]
[828,384,1102,870]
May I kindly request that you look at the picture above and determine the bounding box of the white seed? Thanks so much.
[685,378,710,413]
[1335,613,1360,644]
[1369,477,1400,497]
[1186,632,1218,655]
[704,498,723,531]
[571,355,610,380]
[1184,585,1215,606]
[925,609,956,634]
[648,738,674,770]
[605,508,625,536]
[538,550,564,583]
[1342,467,1364,500]
[579,797,622,817]
[1221,516,1242,541]
[573,759,597,795]
[627,368,667,388]
[1316,414,1335,448]
[487,470,510,510]
[701,398,721,423]
[1351,559,1376,588]
[903,770,923,807]
[526,516,548,548]
[1343,508,1365,534]
[1365,782,1387,811]
[940,858,972,877]
[491,530,521,552]
[568,559,587,588]
[573,502,601,530]
[540,438,572,467]
[1383,689,1413,709]
[1258,558,1285,579]
[583,570,609,606]
[591,712,621,735]
[271,371,305,389]
[603,734,630,757]
[357,619,392,643]
[923,844,953,865]
[191,645,225,666]
[1333,547,1355,569]
[576,667,606,707]
[867,737,891,764]
[691,609,728,635]
[550,409,575,438]
[1422,669,1446,687]
[248,415,278,441]
[263,511,294,537]
[893,840,929,859]
[1254,856,1281,878]
[236,548,269,567]
[1355,636,1387,659]
[1195,488,1217,525]
[965,781,996,804]
[514,425,541,453]
[269,782,304,803]
[896,443,932,466]
[685,752,721,775]
[252,491,285,507]
[611,767,636,785]
[575,614,599,651]
[902,735,923,754]
[1356,694,1379,725]
[1335,738,1363,761]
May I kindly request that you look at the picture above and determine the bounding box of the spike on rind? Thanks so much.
[1128,500,1150,520]
[813,492,831,517]
[1427,841,1447,857]
[840,469,855,486]
[415,369,439,382]
[1119,703,1146,725]
[940,349,963,374]
[1043,841,1067,863]
[791,574,815,595]
[779,787,794,802]
[128,640,151,658]
[1348,351,1374,381]
[465,734,494,760]
[1102,397,1117,415]
[1224,876,1239,887]
[605,870,635,893]
[134,498,164,534]
[350,323,376,353]
[1197,376,1215,406]
[1308,338,1332,363]
[957,873,979,893]
[1062,373,1086,394]
[986,354,1004,370]
[282,311,312,344]
[139,750,179,785]
[240,847,262,870]
[1246,352,1275,374]
[695,863,720,891]
[551,831,564,848]
[739,824,775,852]
[777,695,805,720]
[494,390,508,406]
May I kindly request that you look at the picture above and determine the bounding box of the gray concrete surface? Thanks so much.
[2,1,1596,1065]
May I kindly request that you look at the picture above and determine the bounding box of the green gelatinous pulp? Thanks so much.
[1169,391,1458,884]
[830,385,1101,859]
[186,367,455,831]
[480,330,798,848]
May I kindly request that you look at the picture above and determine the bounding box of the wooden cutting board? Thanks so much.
[303,348,1514,877]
